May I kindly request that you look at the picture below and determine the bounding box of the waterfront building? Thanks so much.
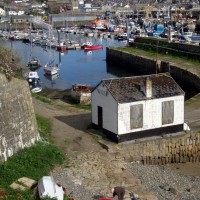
[92,73,185,143]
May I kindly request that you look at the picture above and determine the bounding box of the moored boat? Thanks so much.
[44,61,59,76]
[82,42,103,51]
[56,42,67,52]
[25,71,41,89]
[71,84,91,104]
[84,45,103,50]
[27,57,41,71]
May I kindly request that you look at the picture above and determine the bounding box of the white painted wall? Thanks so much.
[118,95,184,135]
[92,83,118,134]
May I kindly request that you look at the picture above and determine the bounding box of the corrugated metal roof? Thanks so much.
[101,73,185,103]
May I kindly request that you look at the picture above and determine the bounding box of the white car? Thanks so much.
[38,176,66,200]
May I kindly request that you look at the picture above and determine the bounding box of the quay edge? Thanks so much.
[106,47,200,95]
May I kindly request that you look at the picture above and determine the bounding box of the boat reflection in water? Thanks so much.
[44,73,59,81]
[86,51,93,55]
[44,73,60,88]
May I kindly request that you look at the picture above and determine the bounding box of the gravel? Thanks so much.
[52,162,200,200]
[52,170,103,200]
[125,162,200,200]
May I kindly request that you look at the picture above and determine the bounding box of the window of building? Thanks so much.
[162,100,174,125]
[130,104,143,129]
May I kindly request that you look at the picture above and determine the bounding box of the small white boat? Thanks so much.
[44,61,59,76]
[31,86,42,93]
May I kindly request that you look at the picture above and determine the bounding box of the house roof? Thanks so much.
[101,73,184,103]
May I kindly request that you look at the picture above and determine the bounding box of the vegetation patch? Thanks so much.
[32,93,52,104]
[55,102,91,111]
[0,114,65,199]
[36,115,52,142]
[115,46,200,66]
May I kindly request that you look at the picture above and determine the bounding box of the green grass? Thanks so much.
[32,92,91,111]
[55,103,91,111]
[74,103,91,110]
[115,46,200,66]
[36,115,52,142]
[0,115,65,200]
[32,93,52,104]
[0,142,64,187]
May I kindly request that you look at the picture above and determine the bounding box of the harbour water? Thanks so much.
[1,34,127,90]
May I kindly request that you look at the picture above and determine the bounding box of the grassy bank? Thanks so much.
[32,90,91,111]
[0,115,65,200]
[116,46,200,67]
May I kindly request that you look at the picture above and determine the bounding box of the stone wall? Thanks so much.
[117,132,200,165]
[106,47,157,74]
[106,47,200,94]
[0,74,40,162]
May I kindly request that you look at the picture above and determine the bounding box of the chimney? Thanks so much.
[146,77,152,98]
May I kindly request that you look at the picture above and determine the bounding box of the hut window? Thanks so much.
[130,104,143,129]
[162,101,174,125]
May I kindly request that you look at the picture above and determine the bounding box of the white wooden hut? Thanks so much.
[91,73,185,143]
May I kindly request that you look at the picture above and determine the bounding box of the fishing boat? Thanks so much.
[71,84,91,104]
[56,42,67,52]
[82,42,103,51]
[44,60,59,76]
[27,57,41,71]
[25,71,40,87]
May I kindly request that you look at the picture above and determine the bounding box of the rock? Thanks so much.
[17,177,37,189]
[159,184,170,191]
[10,182,27,191]
[169,187,178,195]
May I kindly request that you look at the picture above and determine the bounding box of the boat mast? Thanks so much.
[29,22,32,62]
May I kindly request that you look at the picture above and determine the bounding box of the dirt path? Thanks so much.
[33,96,103,157]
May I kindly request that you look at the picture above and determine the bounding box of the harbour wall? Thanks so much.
[0,74,40,162]
[114,132,200,165]
[106,47,200,93]
[106,47,200,164]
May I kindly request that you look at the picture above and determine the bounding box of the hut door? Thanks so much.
[98,106,103,130]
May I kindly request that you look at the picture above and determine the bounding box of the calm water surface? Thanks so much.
[1,34,127,89]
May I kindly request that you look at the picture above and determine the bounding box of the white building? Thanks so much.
[92,73,185,143]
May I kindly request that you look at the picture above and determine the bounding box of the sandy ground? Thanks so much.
[33,90,200,177]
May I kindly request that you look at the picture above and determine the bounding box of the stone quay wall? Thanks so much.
[0,74,40,162]
[106,47,200,93]
[117,132,200,165]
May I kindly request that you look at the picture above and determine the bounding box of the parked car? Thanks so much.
[38,176,66,200]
